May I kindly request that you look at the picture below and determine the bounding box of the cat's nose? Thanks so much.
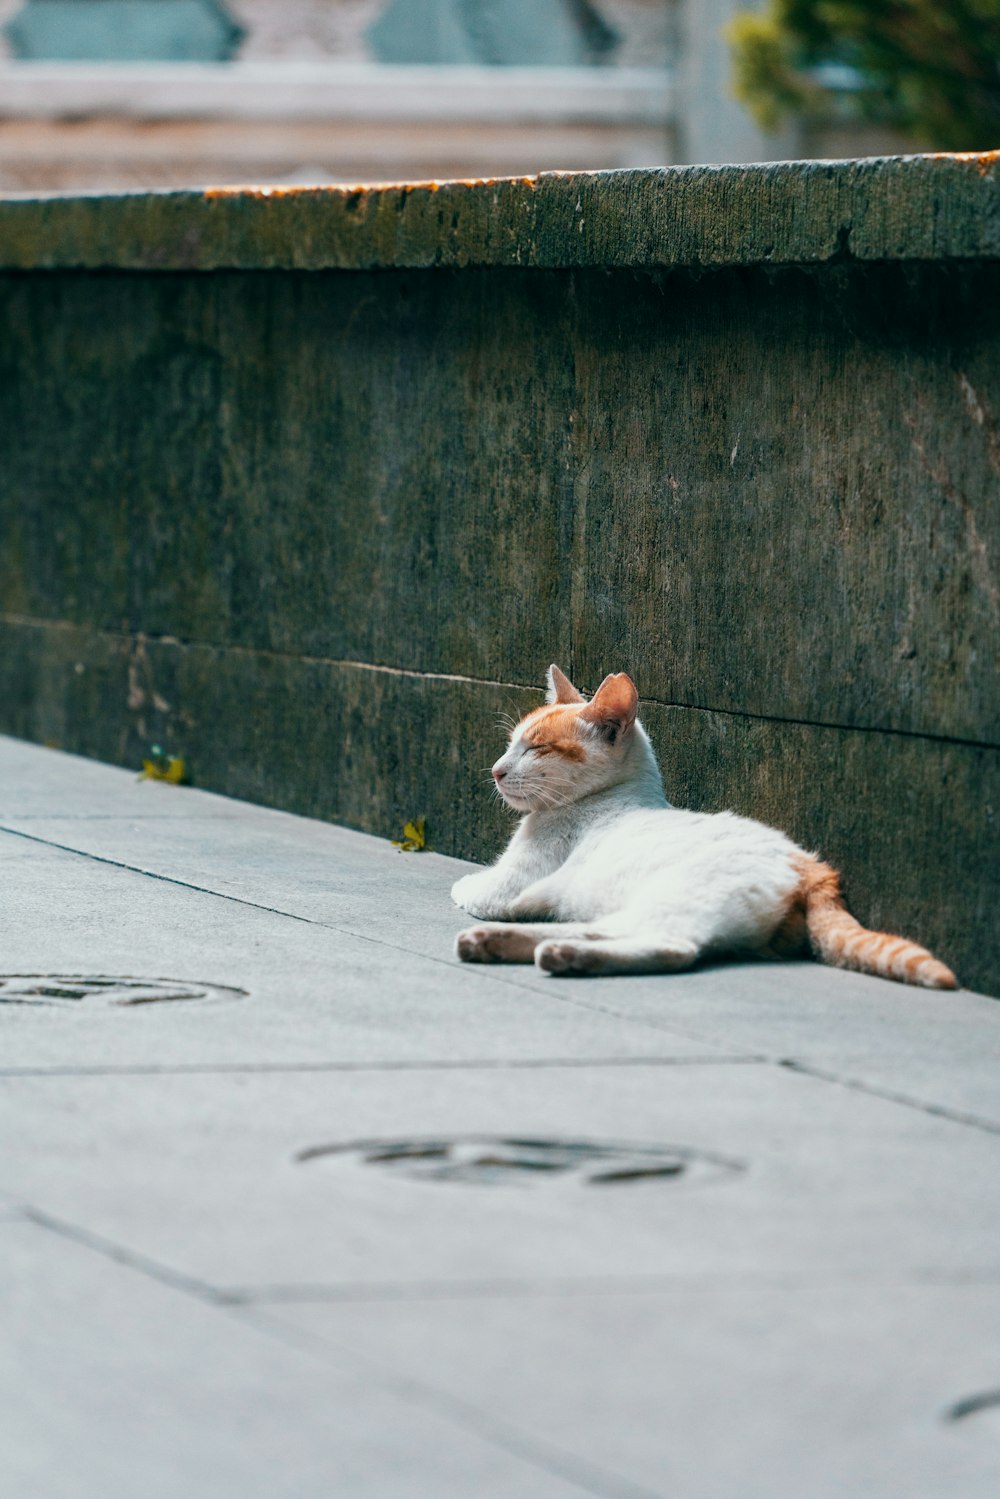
[492,766,507,782]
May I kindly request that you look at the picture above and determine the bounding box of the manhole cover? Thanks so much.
[0,974,246,1007]
[297,1135,742,1187]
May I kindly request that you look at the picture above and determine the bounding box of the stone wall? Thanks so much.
[0,155,997,991]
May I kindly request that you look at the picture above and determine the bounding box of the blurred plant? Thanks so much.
[728,1,1000,149]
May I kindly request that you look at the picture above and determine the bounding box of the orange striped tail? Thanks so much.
[797,856,958,991]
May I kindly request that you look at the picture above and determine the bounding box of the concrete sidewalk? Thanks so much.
[2,734,998,1499]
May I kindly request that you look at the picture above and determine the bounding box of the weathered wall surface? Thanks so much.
[0,158,997,991]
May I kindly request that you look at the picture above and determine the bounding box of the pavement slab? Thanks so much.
[1,1065,998,1290]
[1,1218,595,1499]
[2,735,998,1498]
[265,1285,1000,1499]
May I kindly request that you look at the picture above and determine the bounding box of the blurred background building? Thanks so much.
[0,0,912,193]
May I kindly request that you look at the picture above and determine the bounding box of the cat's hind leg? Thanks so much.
[456,922,598,965]
[536,934,699,977]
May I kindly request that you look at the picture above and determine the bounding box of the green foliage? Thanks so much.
[728,1,1000,149]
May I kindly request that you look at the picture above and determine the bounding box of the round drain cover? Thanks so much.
[297,1135,741,1187]
[0,974,246,1007]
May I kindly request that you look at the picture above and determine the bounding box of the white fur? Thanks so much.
[452,668,803,976]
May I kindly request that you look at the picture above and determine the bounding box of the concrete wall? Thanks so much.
[0,155,997,992]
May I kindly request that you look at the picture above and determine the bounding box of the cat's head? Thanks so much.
[491,665,641,812]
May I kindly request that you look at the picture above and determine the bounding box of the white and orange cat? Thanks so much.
[452,665,957,988]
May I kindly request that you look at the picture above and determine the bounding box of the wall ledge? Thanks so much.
[0,152,998,272]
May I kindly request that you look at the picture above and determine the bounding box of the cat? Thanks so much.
[451,665,957,988]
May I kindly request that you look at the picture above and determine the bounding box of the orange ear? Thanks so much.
[546,664,585,704]
[580,673,638,738]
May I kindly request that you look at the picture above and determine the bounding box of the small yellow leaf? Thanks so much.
[139,747,187,784]
[391,816,426,852]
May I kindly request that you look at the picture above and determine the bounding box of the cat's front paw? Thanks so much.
[451,872,508,919]
[455,924,537,964]
[455,926,500,963]
[536,939,600,976]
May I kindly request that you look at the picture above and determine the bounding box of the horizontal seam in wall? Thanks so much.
[2,611,996,754]
[3,257,1000,278]
[636,695,998,753]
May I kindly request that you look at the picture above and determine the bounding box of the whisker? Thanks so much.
[527,786,561,810]
[501,696,529,728]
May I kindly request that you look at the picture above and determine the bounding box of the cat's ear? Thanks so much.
[546,664,585,704]
[580,672,638,742]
